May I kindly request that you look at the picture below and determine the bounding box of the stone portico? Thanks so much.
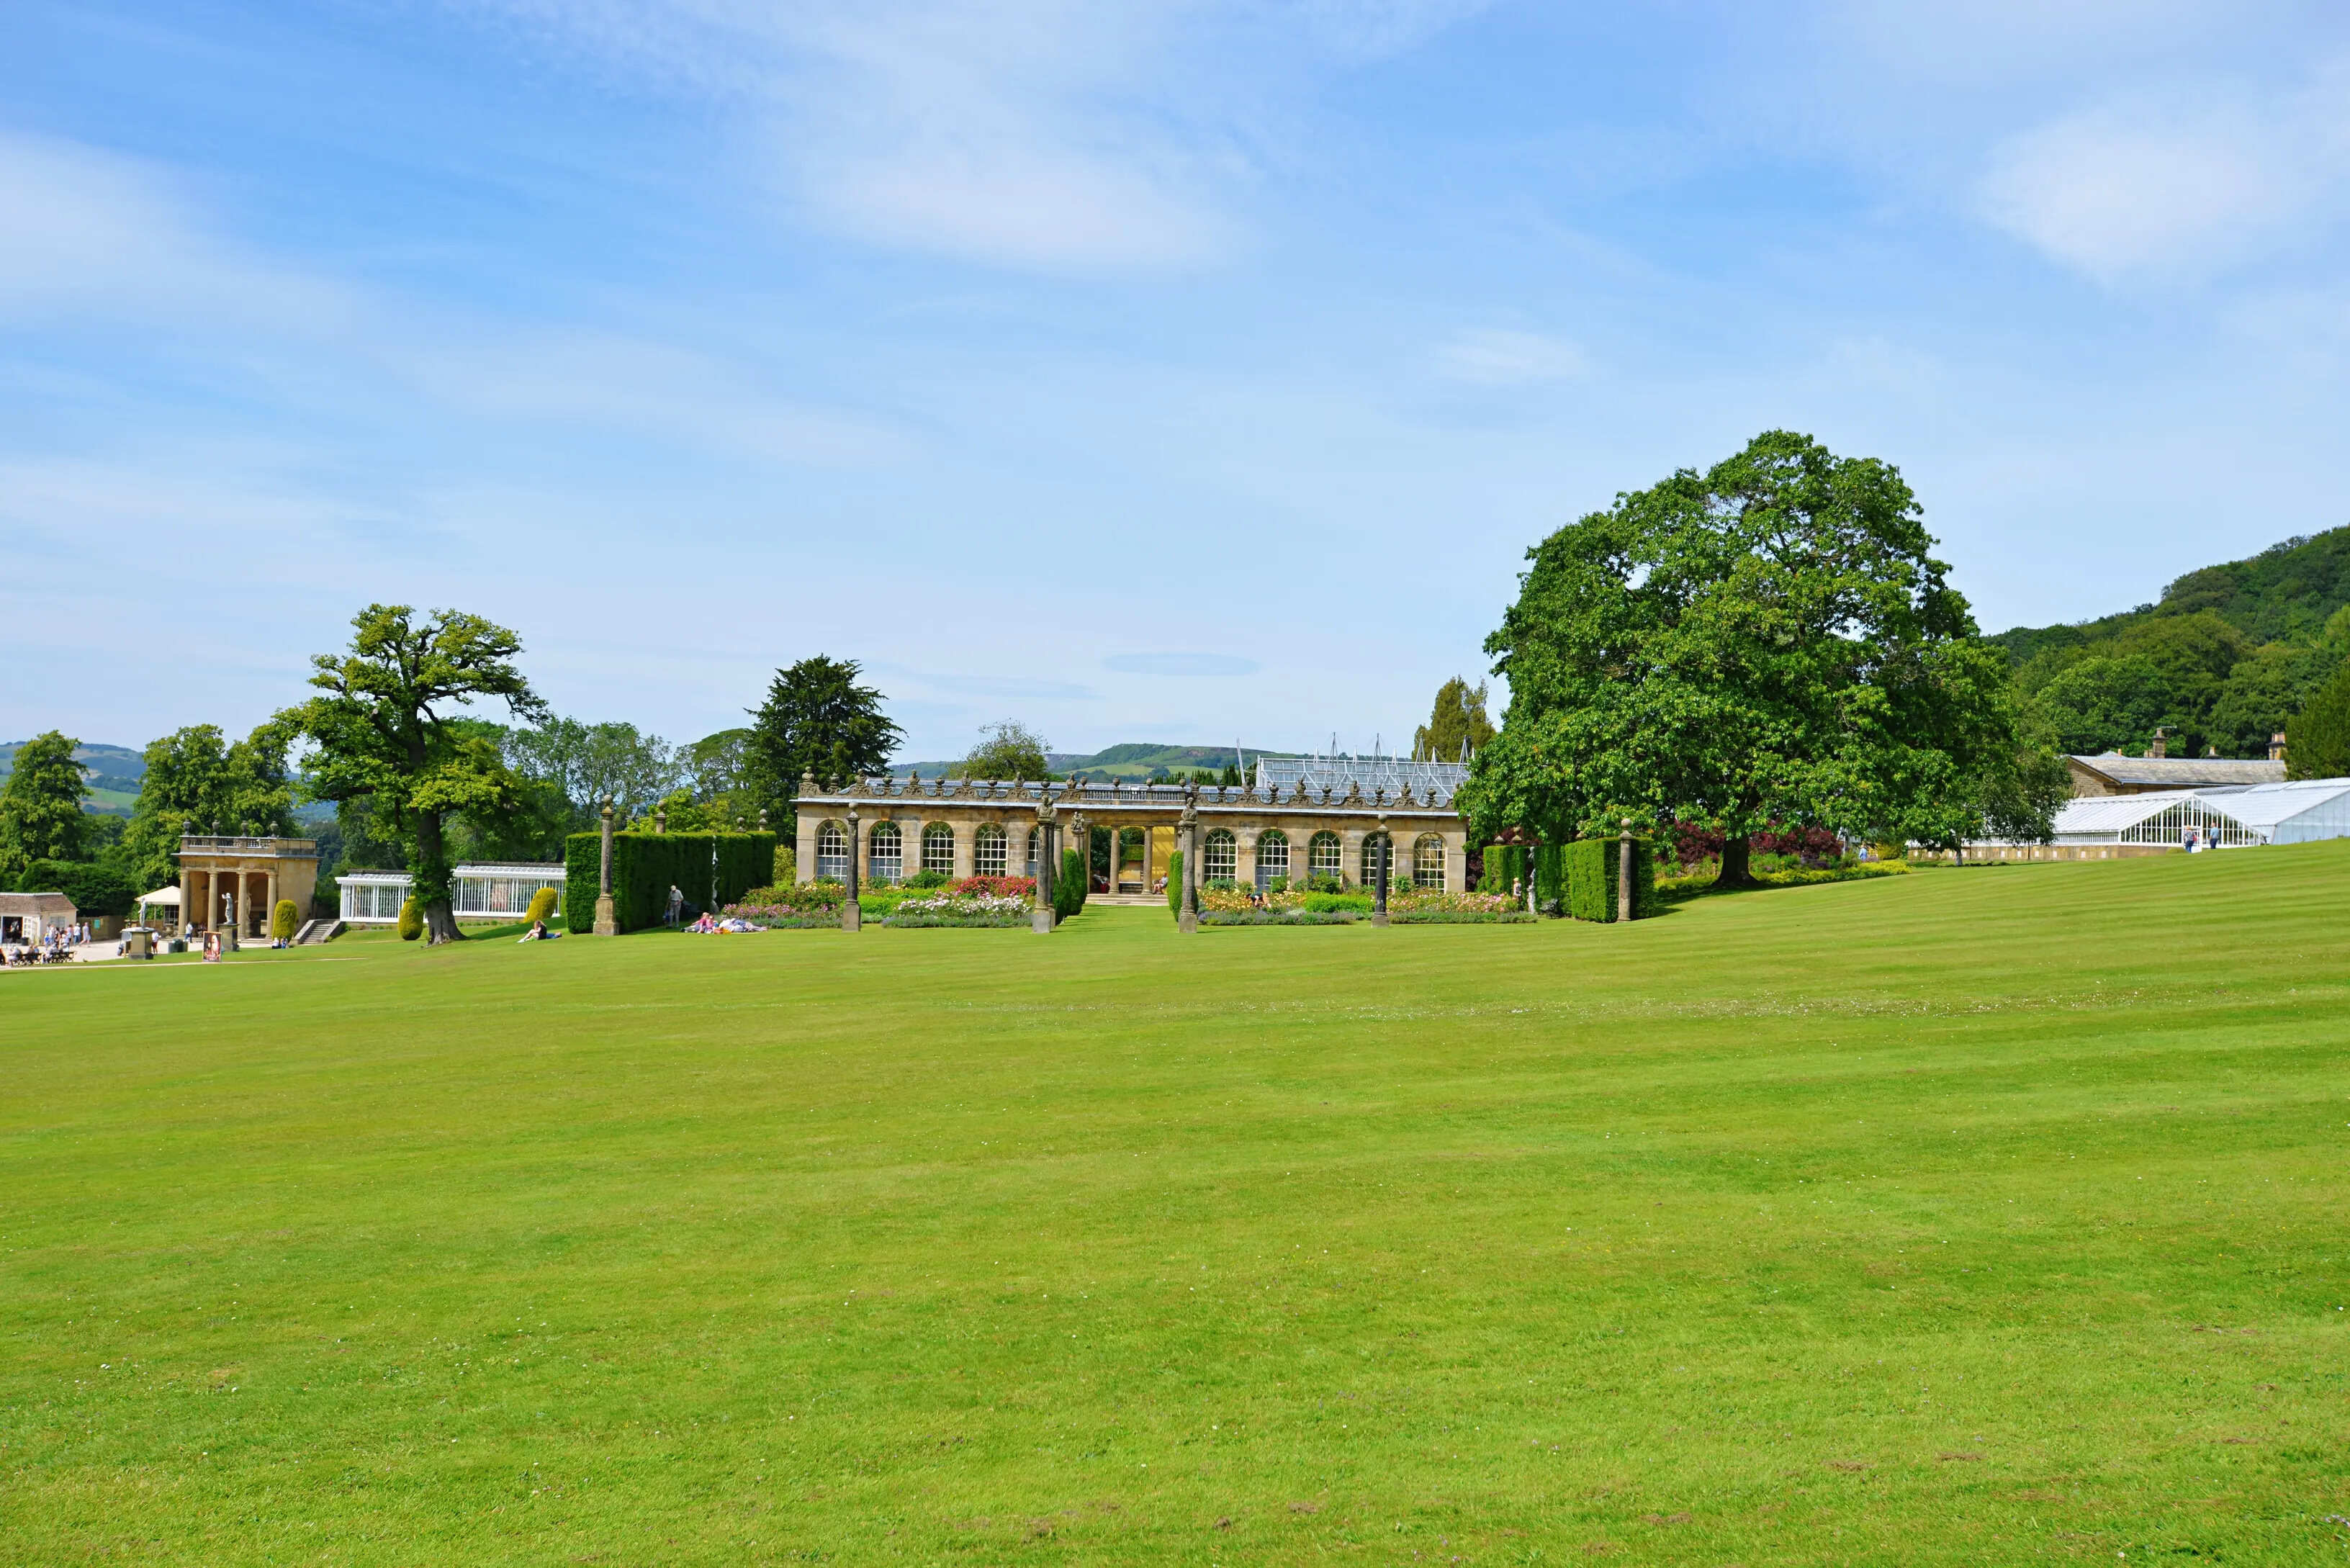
[176,835,320,938]
[793,760,1471,896]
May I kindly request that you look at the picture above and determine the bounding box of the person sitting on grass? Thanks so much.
[517,918,562,942]
[690,911,719,934]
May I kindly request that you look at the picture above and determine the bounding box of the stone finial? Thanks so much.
[799,771,817,795]
[1319,784,1331,805]
[1344,780,1362,805]
[1372,786,1385,806]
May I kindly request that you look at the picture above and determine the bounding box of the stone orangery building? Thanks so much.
[793,757,1472,896]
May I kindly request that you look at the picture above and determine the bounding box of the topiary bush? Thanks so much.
[1166,850,1184,916]
[397,898,423,941]
[271,899,298,941]
[523,886,559,927]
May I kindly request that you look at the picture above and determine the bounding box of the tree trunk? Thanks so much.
[413,808,466,944]
[1715,830,1755,888]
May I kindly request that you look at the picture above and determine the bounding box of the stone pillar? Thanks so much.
[594,800,618,935]
[267,868,279,940]
[1236,827,1258,893]
[1617,819,1634,924]
[1372,813,1390,926]
[1033,797,1057,934]
[953,818,975,881]
[1178,788,1199,934]
[843,805,862,932]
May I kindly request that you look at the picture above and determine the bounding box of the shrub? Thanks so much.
[950,875,1035,899]
[271,899,298,941]
[523,886,559,927]
[1166,850,1184,916]
[1302,873,1344,894]
[397,898,423,941]
[1053,847,1088,920]
[773,844,797,886]
[1561,835,1655,922]
[906,868,951,890]
[562,830,777,933]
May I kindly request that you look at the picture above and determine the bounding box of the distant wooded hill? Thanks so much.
[0,739,146,815]
[1989,526,2350,758]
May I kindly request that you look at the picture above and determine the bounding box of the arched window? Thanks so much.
[921,822,956,875]
[1307,831,1342,883]
[869,821,903,883]
[1413,833,1446,890]
[1255,829,1289,891]
[815,820,847,880]
[974,823,1007,877]
[1025,828,1040,876]
[1202,829,1238,883]
[1359,833,1392,888]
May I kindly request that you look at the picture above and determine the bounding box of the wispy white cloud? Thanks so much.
[450,1,1497,271]
[1977,66,2350,281]
[1434,328,1588,384]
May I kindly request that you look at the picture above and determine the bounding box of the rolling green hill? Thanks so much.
[0,739,145,816]
[892,743,1306,780]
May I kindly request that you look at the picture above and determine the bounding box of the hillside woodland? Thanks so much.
[1990,526,2350,760]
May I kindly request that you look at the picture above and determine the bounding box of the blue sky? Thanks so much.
[6,1,2348,762]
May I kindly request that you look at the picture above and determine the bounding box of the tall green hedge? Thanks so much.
[1482,843,1529,898]
[15,858,138,917]
[1532,842,1567,913]
[562,831,778,934]
[1561,835,1655,922]
[1053,846,1088,921]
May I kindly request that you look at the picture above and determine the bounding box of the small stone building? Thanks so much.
[794,758,1472,896]
[0,891,77,945]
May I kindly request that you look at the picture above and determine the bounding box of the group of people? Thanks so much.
[686,911,760,934]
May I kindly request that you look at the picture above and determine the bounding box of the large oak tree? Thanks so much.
[281,606,542,943]
[1463,431,2039,884]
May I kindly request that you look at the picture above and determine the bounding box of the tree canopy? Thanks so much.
[954,721,1050,781]
[0,731,89,878]
[2287,660,2350,780]
[743,657,903,832]
[120,723,297,891]
[279,605,543,944]
[1463,431,2038,882]
[1412,677,1497,763]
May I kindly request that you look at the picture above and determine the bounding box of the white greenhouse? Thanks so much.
[2197,779,2350,844]
[2050,790,2259,850]
[1966,776,2350,860]
[336,863,566,925]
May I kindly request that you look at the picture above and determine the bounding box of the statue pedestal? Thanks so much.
[1370,911,1390,927]
[593,894,618,937]
[1177,909,1197,934]
[843,901,862,933]
[1032,906,1054,934]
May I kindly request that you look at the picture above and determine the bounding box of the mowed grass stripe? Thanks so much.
[2,847,2346,1563]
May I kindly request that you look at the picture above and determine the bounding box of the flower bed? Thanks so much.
[879,892,1032,928]
[721,901,838,929]
[1389,909,1538,924]
[1198,909,1359,926]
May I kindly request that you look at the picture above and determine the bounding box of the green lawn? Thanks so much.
[4,848,2347,1564]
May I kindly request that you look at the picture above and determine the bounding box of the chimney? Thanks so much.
[2270,731,2287,763]
[2148,728,2167,760]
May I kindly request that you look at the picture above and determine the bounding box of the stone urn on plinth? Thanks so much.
[593,799,619,935]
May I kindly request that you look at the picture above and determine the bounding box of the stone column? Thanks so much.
[1372,813,1390,926]
[594,800,619,935]
[1236,827,1258,894]
[266,868,279,940]
[1178,787,1199,934]
[1032,796,1057,934]
[842,804,862,932]
[1617,819,1634,924]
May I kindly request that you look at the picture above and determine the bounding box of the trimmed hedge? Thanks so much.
[562,831,778,934]
[1562,835,1655,922]
[1052,846,1088,921]
[271,899,298,940]
[1532,843,1567,914]
[397,898,422,941]
[1482,843,1530,899]
[1166,850,1184,916]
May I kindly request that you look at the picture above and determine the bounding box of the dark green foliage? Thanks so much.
[561,832,776,934]
[0,731,89,876]
[1053,847,1088,920]
[1531,843,1566,914]
[1482,843,1529,897]
[904,868,950,890]
[14,858,138,917]
[744,657,904,838]
[1562,836,1655,922]
[1413,677,1497,764]
[1994,525,2350,663]
[953,721,1050,781]
[121,723,298,892]
[1166,850,1183,916]
[2287,661,2350,780]
[1465,431,2020,884]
